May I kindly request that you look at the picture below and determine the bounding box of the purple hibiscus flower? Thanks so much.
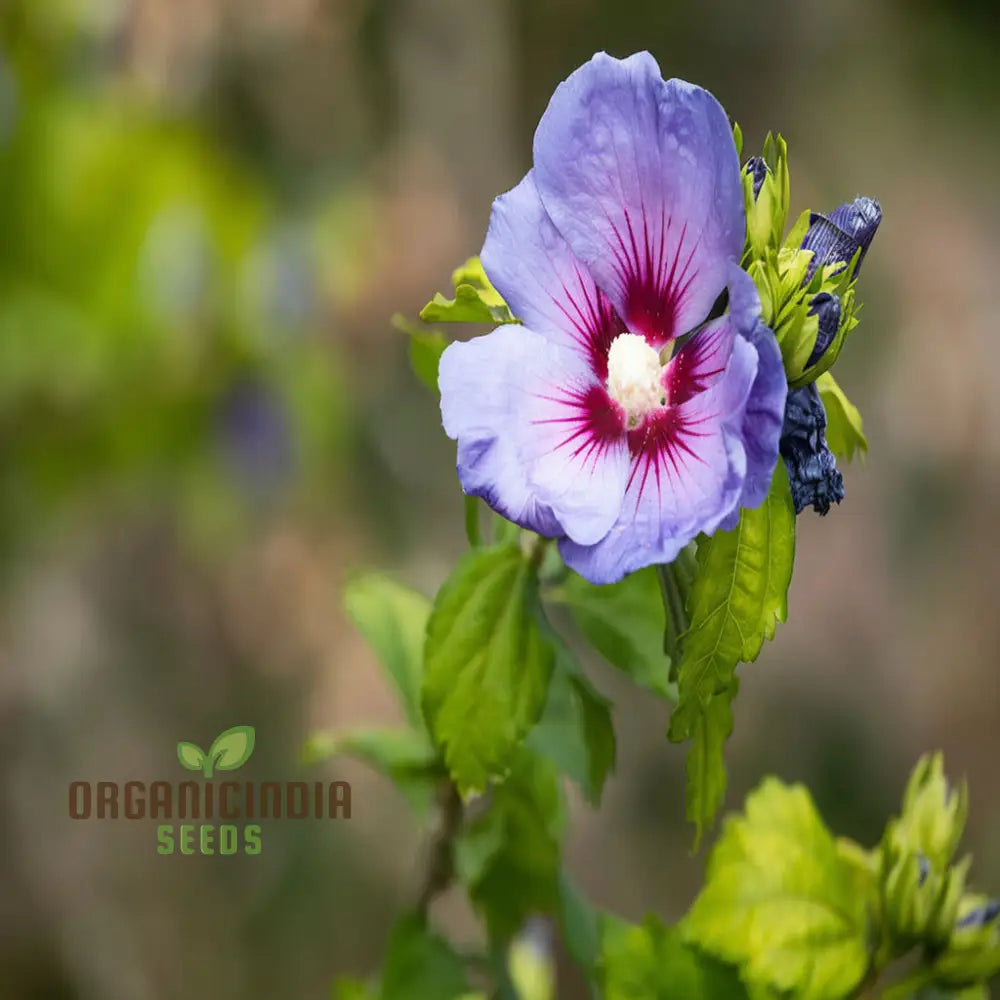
[439,52,787,585]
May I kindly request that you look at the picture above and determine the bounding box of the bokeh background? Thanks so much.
[2,0,999,996]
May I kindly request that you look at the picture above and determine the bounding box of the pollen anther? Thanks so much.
[606,333,667,424]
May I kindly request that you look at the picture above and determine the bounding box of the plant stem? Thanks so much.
[415,780,463,918]
[528,534,551,573]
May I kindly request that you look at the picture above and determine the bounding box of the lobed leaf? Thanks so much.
[685,778,874,1000]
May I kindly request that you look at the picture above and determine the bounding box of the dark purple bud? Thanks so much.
[800,196,881,283]
[917,854,931,887]
[957,900,1000,929]
[806,292,842,367]
[743,156,769,201]
[779,383,844,515]
[829,197,882,254]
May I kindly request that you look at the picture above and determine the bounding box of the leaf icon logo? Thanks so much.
[177,725,256,778]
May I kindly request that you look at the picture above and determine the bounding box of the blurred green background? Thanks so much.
[2,1,999,997]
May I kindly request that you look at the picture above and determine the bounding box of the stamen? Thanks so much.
[606,333,668,426]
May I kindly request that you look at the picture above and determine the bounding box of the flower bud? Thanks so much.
[779,383,844,515]
[800,196,882,282]
[743,156,768,201]
[880,843,970,950]
[805,292,842,367]
[741,135,789,258]
[893,753,968,870]
[934,894,1000,986]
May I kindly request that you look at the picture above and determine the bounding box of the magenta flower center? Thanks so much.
[605,333,668,427]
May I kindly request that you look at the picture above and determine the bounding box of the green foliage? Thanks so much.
[600,914,753,1000]
[559,872,601,977]
[742,132,791,261]
[682,681,738,850]
[816,372,868,461]
[454,750,564,940]
[552,566,675,700]
[668,465,796,841]
[302,727,439,813]
[379,915,471,1000]
[880,753,974,951]
[393,314,449,395]
[344,573,431,729]
[419,256,518,326]
[527,644,616,805]
[685,778,874,1000]
[422,543,556,797]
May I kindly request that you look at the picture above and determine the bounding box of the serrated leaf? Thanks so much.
[685,778,873,1000]
[422,544,555,796]
[344,573,430,729]
[684,681,738,849]
[456,750,564,940]
[380,914,470,1000]
[552,566,674,700]
[177,741,206,771]
[669,465,795,743]
[816,372,867,461]
[601,914,752,1000]
[209,725,256,771]
[527,645,616,805]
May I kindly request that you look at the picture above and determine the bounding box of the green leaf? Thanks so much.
[560,871,601,978]
[410,330,449,394]
[464,495,481,547]
[456,750,564,940]
[669,464,796,742]
[527,645,616,805]
[915,986,989,1000]
[422,544,556,796]
[600,914,752,1000]
[419,257,518,325]
[380,914,471,1000]
[209,725,256,771]
[683,681,738,849]
[685,778,874,1000]
[392,313,449,395]
[816,372,868,461]
[552,566,674,700]
[332,976,378,1000]
[344,573,430,730]
[177,741,206,771]
[302,726,439,811]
